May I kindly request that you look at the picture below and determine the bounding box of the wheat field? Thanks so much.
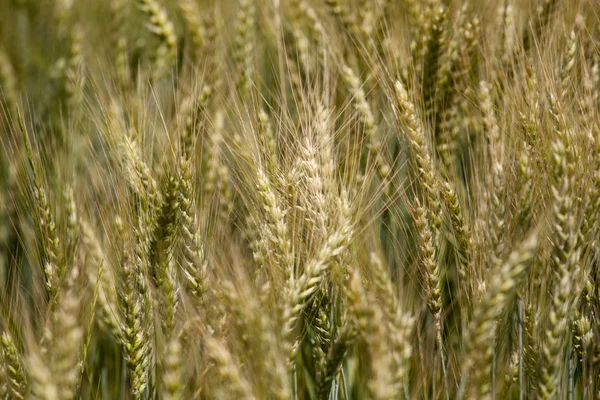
[0,0,599,398]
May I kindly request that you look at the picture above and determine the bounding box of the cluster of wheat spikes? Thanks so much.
[2,0,600,399]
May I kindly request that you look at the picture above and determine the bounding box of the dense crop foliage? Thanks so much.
[1,0,600,398]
